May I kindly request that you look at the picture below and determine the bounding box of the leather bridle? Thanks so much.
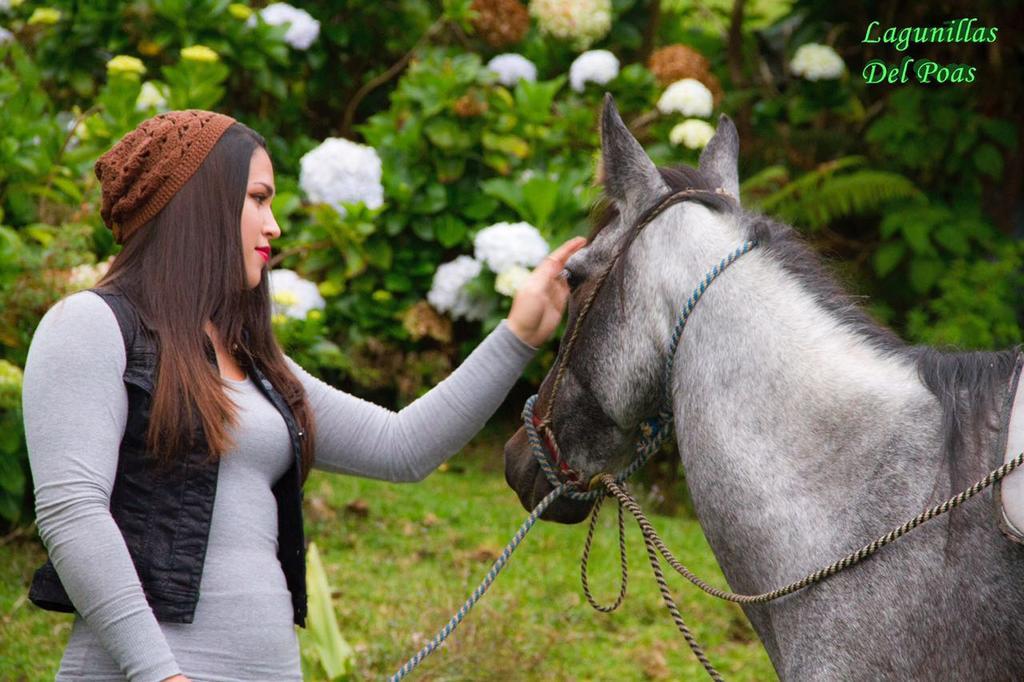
[528,186,742,492]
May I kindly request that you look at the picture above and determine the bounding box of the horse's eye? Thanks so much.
[562,268,583,291]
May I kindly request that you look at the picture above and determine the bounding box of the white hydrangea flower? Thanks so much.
[530,0,611,50]
[248,2,320,50]
[486,53,537,87]
[135,81,169,112]
[269,269,326,320]
[0,27,14,45]
[657,78,714,117]
[495,265,531,297]
[569,49,619,92]
[427,255,493,321]
[299,137,384,217]
[473,221,549,275]
[669,119,716,149]
[790,43,845,81]
[67,256,114,291]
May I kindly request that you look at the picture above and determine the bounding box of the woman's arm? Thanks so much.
[23,291,183,682]
[289,236,587,483]
[286,318,538,482]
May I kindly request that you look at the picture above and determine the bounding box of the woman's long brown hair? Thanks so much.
[95,122,317,483]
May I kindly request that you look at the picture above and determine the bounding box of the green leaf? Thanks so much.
[412,184,447,215]
[901,221,933,255]
[303,542,355,677]
[521,177,559,229]
[460,193,499,221]
[0,447,25,494]
[364,238,393,269]
[24,224,55,246]
[908,257,945,294]
[481,131,530,158]
[411,219,435,241]
[274,191,302,217]
[434,215,467,247]
[424,118,473,151]
[433,155,465,184]
[481,177,526,215]
[873,241,906,277]
[973,144,1003,179]
[514,76,565,123]
[318,279,344,297]
[50,176,83,203]
[384,271,412,292]
[342,244,366,279]
[979,118,1017,149]
[482,152,511,175]
[384,213,406,237]
[933,224,969,255]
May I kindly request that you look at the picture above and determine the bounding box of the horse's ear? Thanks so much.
[600,93,668,221]
[697,114,740,200]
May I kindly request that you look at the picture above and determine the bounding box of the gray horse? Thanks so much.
[503,95,1024,680]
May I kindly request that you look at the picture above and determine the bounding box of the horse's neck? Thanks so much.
[668,250,944,593]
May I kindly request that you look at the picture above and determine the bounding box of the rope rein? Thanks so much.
[388,187,1024,680]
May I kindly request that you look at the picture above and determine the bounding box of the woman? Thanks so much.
[22,109,586,681]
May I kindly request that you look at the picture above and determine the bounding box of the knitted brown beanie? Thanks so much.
[94,109,237,244]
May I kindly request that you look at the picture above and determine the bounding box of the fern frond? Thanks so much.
[756,156,867,215]
[739,165,788,198]
[784,170,923,229]
[751,157,922,230]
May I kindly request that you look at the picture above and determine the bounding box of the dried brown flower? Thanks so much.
[401,300,453,343]
[471,0,530,49]
[453,94,489,118]
[649,44,725,106]
[648,44,711,87]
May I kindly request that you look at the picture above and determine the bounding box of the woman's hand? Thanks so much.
[506,236,588,348]
[161,676,191,682]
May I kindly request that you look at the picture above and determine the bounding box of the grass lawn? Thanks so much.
[0,413,777,681]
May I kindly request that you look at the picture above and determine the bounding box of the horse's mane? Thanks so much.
[589,162,1021,486]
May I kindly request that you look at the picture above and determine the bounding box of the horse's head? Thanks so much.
[504,94,743,523]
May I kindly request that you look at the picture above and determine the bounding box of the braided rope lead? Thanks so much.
[387,484,567,682]
[601,447,1024,606]
[580,493,628,612]
[635,490,724,682]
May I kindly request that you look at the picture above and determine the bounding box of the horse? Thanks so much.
[502,94,1024,680]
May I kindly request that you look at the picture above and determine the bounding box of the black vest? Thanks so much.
[28,287,308,627]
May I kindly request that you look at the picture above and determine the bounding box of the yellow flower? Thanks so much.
[272,290,300,308]
[106,55,147,76]
[0,359,23,410]
[308,309,323,321]
[0,359,22,389]
[272,313,288,326]
[7,0,25,8]
[180,45,220,63]
[138,39,162,57]
[371,290,392,302]
[27,7,61,25]
[228,3,253,20]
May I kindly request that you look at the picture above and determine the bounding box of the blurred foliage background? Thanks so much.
[0,0,1020,675]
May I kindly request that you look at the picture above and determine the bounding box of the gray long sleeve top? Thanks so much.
[23,290,539,681]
